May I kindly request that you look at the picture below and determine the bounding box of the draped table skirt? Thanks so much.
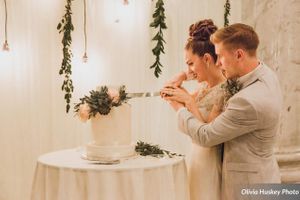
[31,148,189,200]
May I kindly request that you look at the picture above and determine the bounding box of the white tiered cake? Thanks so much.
[85,103,135,161]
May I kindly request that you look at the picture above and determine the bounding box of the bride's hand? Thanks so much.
[161,86,206,121]
[160,86,193,105]
[164,70,197,87]
[164,71,187,87]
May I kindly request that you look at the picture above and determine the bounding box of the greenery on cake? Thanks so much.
[135,141,183,158]
[74,85,130,122]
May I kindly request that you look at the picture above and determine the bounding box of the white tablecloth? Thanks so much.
[31,149,189,200]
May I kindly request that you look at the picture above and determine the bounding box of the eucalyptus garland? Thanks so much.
[150,0,167,78]
[57,0,74,113]
[135,141,183,158]
[224,0,231,27]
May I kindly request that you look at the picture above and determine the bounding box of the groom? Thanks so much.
[169,23,282,199]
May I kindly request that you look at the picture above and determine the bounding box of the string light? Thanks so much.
[82,0,88,63]
[2,0,9,51]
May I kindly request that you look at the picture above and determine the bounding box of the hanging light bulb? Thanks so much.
[3,0,9,52]
[82,52,88,63]
[82,0,88,63]
[2,40,9,51]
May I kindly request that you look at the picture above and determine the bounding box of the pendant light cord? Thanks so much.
[83,0,87,57]
[4,0,8,43]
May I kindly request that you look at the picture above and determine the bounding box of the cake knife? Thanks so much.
[127,91,161,98]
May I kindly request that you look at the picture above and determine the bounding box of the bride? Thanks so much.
[161,19,225,200]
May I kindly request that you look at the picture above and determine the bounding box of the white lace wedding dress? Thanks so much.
[187,83,224,200]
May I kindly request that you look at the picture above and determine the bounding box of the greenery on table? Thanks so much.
[135,141,183,158]
[150,0,167,78]
[57,0,75,113]
[224,0,231,27]
[74,85,130,117]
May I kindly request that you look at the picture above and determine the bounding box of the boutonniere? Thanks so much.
[221,79,242,108]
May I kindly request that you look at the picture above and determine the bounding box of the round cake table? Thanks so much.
[31,148,190,200]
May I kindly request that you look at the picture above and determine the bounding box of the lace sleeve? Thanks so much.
[213,86,226,112]
[195,82,208,101]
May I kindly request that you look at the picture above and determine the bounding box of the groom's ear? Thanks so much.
[235,49,244,60]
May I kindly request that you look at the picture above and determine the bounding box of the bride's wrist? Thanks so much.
[185,98,195,111]
[178,71,187,82]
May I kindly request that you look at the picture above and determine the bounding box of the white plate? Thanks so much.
[81,153,121,165]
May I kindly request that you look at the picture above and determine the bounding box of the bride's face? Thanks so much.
[184,48,207,82]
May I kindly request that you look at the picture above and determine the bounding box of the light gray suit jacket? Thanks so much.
[177,63,282,200]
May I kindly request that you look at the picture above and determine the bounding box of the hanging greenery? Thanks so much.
[150,0,167,78]
[57,0,75,113]
[224,0,231,27]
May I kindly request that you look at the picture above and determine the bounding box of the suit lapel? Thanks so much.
[238,62,266,90]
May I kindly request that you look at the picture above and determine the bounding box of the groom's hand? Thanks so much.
[168,100,184,111]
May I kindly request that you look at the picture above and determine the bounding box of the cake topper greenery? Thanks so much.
[57,0,75,113]
[135,141,183,158]
[150,0,167,78]
[74,85,130,122]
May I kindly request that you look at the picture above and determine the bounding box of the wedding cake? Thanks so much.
[86,103,135,160]
[75,85,135,161]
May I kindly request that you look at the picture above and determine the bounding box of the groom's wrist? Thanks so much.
[176,107,187,116]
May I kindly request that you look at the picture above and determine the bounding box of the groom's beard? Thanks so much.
[221,69,231,79]
[221,69,226,78]
[222,70,239,80]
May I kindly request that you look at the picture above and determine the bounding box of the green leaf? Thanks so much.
[57,23,62,30]
[59,0,74,113]
[224,0,231,27]
[154,69,161,78]
[135,141,183,158]
[150,61,158,69]
[150,21,159,28]
[160,23,167,29]
[152,32,162,41]
[150,0,167,78]
[66,104,70,113]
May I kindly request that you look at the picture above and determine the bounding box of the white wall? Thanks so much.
[241,0,300,183]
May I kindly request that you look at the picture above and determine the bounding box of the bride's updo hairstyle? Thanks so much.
[185,19,218,62]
